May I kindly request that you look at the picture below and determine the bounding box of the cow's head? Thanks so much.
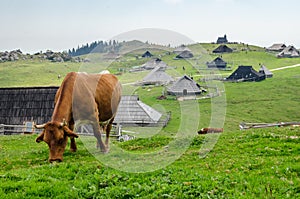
[35,121,78,162]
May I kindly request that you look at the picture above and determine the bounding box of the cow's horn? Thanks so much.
[34,123,46,129]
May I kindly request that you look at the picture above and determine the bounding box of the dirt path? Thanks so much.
[270,63,300,71]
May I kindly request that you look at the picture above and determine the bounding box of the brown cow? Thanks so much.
[198,127,223,134]
[35,72,121,162]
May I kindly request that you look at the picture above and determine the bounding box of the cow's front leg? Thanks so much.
[69,123,77,152]
[70,137,77,152]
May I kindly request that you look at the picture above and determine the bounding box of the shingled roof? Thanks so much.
[226,66,265,82]
[175,50,194,59]
[142,50,153,58]
[267,43,286,52]
[167,75,202,96]
[114,95,162,126]
[206,57,227,68]
[0,87,58,125]
[277,45,300,58]
[259,65,273,78]
[213,45,233,53]
[141,66,174,85]
[173,45,192,54]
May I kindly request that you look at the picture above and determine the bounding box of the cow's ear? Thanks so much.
[36,132,44,143]
[63,126,79,138]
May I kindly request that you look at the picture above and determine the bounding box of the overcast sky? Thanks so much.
[1,0,300,53]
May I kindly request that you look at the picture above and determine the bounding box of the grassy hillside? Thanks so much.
[0,42,300,198]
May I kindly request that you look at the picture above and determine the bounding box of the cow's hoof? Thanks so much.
[70,148,77,152]
[101,148,109,154]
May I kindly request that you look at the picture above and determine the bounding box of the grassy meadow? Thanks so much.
[0,43,300,198]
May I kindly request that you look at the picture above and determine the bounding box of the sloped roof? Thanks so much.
[217,34,228,44]
[142,58,167,70]
[142,66,174,85]
[114,95,162,125]
[167,75,201,95]
[175,50,194,59]
[142,50,153,58]
[0,87,58,125]
[213,45,233,53]
[227,66,265,82]
[259,65,273,78]
[173,46,192,54]
[206,57,227,68]
[129,58,167,72]
[267,43,286,51]
[277,45,300,58]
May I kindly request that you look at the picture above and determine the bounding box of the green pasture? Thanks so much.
[0,43,300,198]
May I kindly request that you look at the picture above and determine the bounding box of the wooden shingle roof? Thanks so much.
[142,66,174,85]
[0,87,58,125]
[114,95,162,126]
[167,75,201,96]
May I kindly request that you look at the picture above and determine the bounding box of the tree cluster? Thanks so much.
[68,40,121,57]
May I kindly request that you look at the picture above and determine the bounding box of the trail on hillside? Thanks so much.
[270,63,300,71]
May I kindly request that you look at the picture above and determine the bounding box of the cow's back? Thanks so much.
[72,73,121,122]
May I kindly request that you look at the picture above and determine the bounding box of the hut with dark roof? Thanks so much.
[216,34,228,44]
[114,95,162,126]
[213,45,233,53]
[226,66,265,82]
[167,75,202,96]
[142,50,153,58]
[0,86,58,125]
[141,66,174,86]
[175,50,194,59]
[206,57,227,69]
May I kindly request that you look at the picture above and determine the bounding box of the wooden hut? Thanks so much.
[175,50,194,59]
[206,57,227,69]
[130,58,168,72]
[267,43,286,52]
[141,66,174,86]
[226,66,265,82]
[114,95,162,126]
[216,34,228,44]
[277,45,300,58]
[167,75,202,96]
[0,86,58,125]
[259,65,273,78]
[173,45,192,55]
[213,45,233,53]
[142,50,153,58]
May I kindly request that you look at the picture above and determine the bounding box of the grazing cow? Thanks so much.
[198,127,223,134]
[35,72,121,162]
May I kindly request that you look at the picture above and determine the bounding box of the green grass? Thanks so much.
[1,42,300,198]
[0,128,299,198]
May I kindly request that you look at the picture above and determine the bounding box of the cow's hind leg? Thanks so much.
[104,117,114,152]
[92,123,107,153]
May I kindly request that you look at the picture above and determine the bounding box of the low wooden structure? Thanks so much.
[0,86,58,125]
[240,121,300,130]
